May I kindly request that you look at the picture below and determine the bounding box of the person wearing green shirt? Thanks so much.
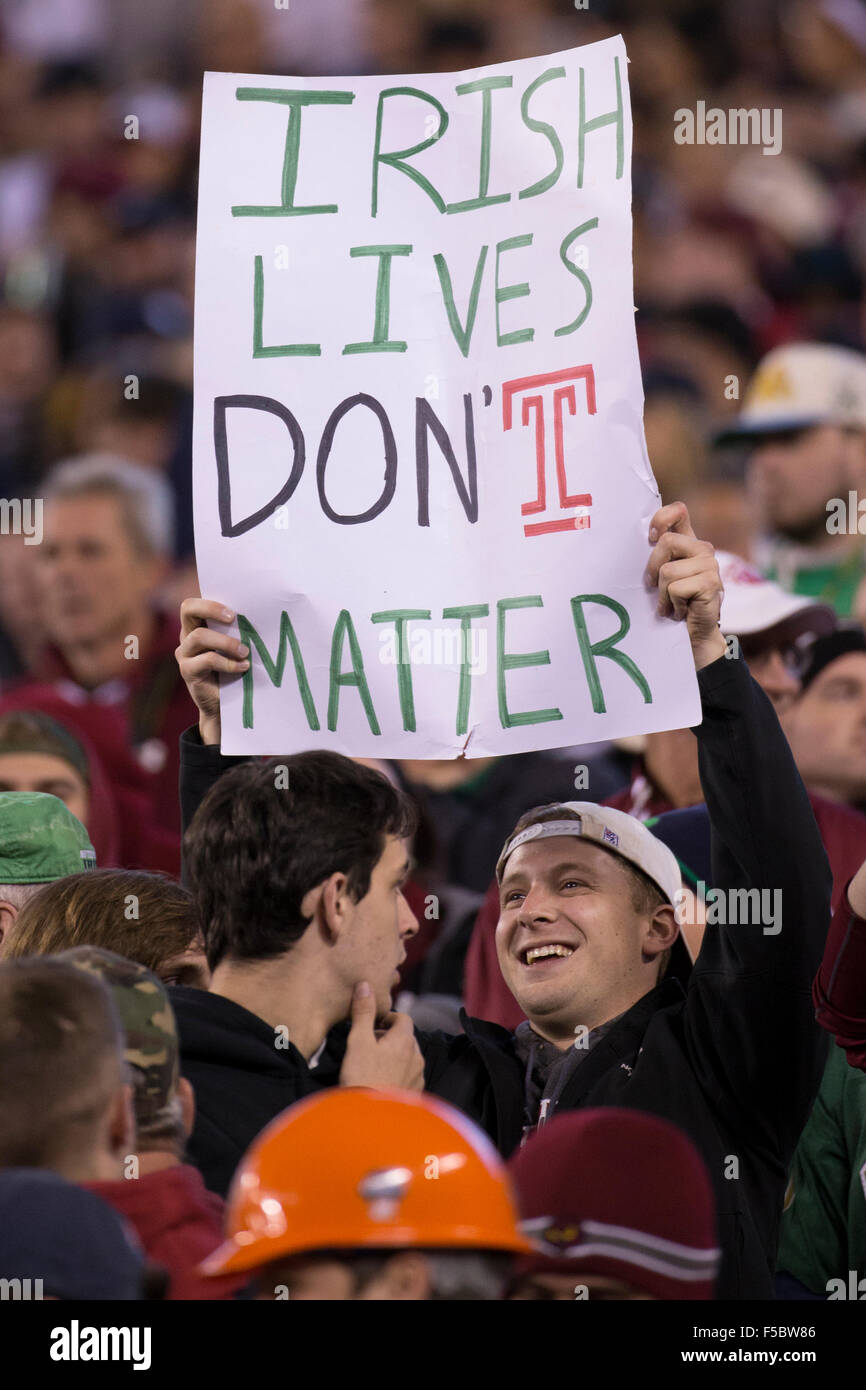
[777,1040,866,1299]
[716,342,866,618]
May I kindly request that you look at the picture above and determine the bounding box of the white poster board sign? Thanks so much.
[193,35,700,756]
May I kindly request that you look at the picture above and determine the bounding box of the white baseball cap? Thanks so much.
[717,552,836,639]
[495,802,682,906]
[716,342,866,443]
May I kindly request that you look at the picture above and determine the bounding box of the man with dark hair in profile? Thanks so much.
[174,749,425,1198]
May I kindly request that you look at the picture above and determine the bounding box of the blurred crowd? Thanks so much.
[1,0,866,1305]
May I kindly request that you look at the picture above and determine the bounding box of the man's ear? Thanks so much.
[0,899,17,951]
[109,1081,136,1160]
[299,873,351,944]
[642,902,679,961]
[177,1076,195,1139]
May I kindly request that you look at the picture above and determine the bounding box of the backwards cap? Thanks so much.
[496,802,681,906]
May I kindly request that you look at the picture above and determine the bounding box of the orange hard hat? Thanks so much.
[200,1087,531,1277]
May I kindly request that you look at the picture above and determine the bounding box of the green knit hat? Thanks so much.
[0,792,96,883]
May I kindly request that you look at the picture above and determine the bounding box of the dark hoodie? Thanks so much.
[168,985,348,1199]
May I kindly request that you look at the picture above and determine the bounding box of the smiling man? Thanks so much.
[494,802,679,1057]
[421,501,832,1301]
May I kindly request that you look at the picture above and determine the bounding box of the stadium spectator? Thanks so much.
[0,789,95,953]
[0,708,89,822]
[175,744,423,1197]
[0,706,179,872]
[5,868,208,988]
[507,1108,719,1300]
[199,1088,527,1300]
[419,502,831,1300]
[61,947,241,1299]
[0,454,195,848]
[776,1041,866,1299]
[608,550,837,815]
[717,343,866,616]
[784,628,866,813]
[463,554,864,1028]
[0,956,133,1179]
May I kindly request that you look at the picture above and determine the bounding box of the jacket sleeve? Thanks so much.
[684,652,831,1162]
[178,726,252,883]
[812,884,866,1070]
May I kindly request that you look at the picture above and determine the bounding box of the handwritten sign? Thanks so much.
[193,35,700,755]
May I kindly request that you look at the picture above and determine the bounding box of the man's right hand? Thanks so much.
[175,598,250,746]
[339,982,425,1091]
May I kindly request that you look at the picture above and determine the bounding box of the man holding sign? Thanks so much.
[173,501,830,1299]
[180,40,830,1299]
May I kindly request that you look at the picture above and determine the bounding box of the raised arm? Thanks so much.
[174,598,253,861]
[647,503,831,1159]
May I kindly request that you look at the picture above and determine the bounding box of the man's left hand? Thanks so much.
[645,501,726,671]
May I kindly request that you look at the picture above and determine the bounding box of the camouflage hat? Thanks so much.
[0,791,96,883]
[58,946,179,1131]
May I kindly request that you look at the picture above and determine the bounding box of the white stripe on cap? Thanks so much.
[524,1215,720,1283]
[501,820,588,861]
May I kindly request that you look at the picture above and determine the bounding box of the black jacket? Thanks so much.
[420,655,831,1299]
[178,653,830,1297]
[168,984,347,1199]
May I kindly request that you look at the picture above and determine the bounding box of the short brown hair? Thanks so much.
[0,958,123,1169]
[5,869,201,981]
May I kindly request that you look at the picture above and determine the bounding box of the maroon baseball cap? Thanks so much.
[507,1108,720,1300]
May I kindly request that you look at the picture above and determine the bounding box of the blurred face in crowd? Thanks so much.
[0,752,89,824]
[0,308,56,403]
[159,938,210,990]
[508,1271,654,1301]
[0,535,45,660]
[328,835,418,1018]
[747,425,864,542]
[37,492,163,650]
[496,837,676,1043]
[255,1252,430,1301]
[740,641,802,716]
[782,653,866,804]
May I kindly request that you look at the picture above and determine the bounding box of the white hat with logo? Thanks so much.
[496,802,682,906]
[716,342,866,443]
